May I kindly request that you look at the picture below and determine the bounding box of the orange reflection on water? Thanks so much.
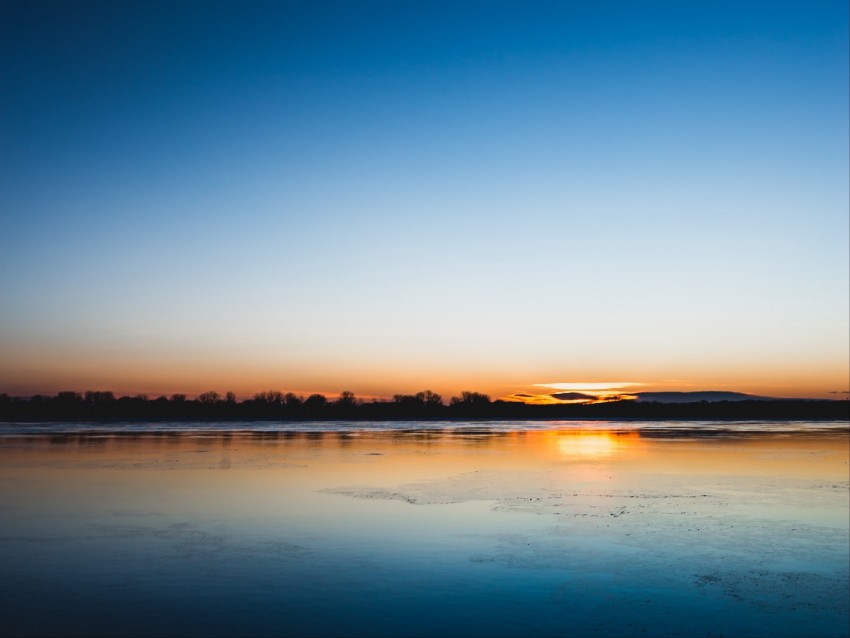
[552,430,642,460]
[0,427,847,488]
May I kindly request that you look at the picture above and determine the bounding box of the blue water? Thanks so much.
[1,422,847,637]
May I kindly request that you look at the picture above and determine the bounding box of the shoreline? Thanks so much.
[0,419,847,438]
[1,398,848,423]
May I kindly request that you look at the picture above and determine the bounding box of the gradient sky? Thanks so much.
[1,0,848,400]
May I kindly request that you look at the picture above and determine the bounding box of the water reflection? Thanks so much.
[0,426,847,637]
[553,430,640,459]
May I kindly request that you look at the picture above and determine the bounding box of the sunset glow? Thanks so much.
[0,2,847,401]
[1,5,847,637]
[534,383,645,391]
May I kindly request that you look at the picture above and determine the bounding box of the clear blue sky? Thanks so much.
[1,0,848,399]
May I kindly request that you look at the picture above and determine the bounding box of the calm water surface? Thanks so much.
[0,421,847,637]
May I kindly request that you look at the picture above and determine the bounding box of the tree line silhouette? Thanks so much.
[0,389,846,422]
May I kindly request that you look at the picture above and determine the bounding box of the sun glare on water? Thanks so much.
[555,432,621,459]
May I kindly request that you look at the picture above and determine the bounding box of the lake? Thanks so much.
[1,421,847,637]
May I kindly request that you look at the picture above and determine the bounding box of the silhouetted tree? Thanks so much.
[385,389,444,418]
[0,388,845,422]
[85,391,115,403]
[254,390,284,405]
[56,391,83,403]
[336,391,357,407]
[450,391,490,405]
[284,393,303,408]
[225,391,237,403]
[198,391,220,404]
[418,390,443,406]
[304,394,327,408]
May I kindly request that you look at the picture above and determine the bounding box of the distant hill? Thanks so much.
[633,391,775,403]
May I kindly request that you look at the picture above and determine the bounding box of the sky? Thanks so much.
[1,0,848,401]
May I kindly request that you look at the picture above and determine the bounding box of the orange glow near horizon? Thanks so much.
[534,382,646,391]
[0,343,847,401]
[0,374,847,402]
